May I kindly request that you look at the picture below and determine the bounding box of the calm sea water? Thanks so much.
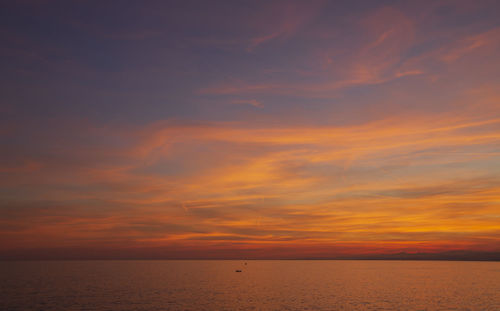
[1,260,499,310]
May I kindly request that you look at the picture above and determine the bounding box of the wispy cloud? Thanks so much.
[246,0,325,50]
[231,99,263,108]
[1,112,499,255]
[1,0,499,258]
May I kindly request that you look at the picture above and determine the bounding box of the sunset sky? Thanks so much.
[1,0,499,259]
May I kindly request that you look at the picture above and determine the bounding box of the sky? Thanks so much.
[1,0,499,260]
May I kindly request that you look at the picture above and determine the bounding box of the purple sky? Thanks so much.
[1,0,500,259]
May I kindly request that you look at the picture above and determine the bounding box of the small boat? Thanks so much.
[235,270,242,272]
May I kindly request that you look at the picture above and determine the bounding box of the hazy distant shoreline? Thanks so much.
[2,251,499,261]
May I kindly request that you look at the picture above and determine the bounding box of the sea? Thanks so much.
[1,260,499,310]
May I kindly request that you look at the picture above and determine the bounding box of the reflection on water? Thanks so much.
[1,260,499,310]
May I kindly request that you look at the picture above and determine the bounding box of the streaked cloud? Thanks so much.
[231,99,263,108]
[1,112,499,256]
[0,0,499,258]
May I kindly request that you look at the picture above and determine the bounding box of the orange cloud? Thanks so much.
[1,1,500,259]
[441,27,500,63]
[1,112,499,257]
